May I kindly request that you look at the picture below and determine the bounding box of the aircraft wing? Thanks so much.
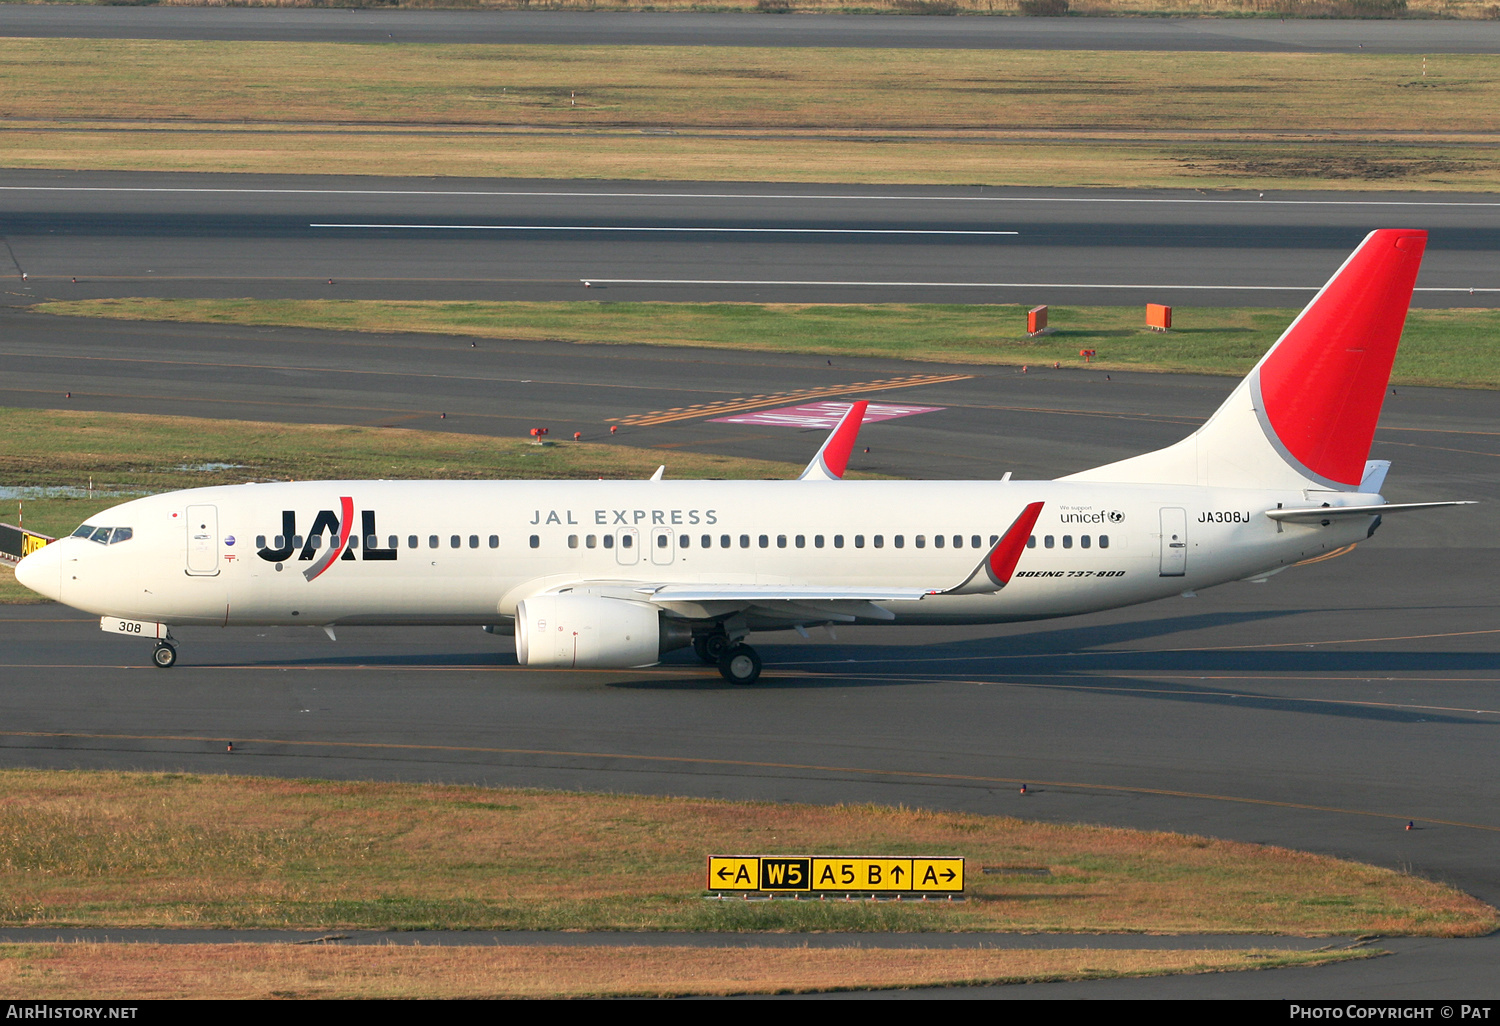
[635,583,931,603]
[537,501,1047,625]
[635,583,927,622]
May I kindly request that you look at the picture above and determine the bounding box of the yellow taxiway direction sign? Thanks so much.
[708,856,964,894]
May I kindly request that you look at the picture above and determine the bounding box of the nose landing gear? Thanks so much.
[152,641,178,669]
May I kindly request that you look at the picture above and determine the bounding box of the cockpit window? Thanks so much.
[73,525,133,544]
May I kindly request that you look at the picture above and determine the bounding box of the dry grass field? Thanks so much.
[0,941,1377,999]
[2,39,1496,188]
[0,771,1493,936]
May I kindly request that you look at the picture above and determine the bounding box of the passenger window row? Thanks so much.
[255,534,501,550]
[1026,534,1110,549]
[556,533,1006,551]
[245,531,1112,555]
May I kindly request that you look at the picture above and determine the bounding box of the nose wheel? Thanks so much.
[152,642,178,669]
[717,644,762,685]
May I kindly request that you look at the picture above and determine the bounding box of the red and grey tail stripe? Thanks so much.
[1252,229,1426,489]
[302,496,353,582]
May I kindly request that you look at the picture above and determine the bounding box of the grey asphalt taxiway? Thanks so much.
[4,171,1500,308]
[1,170,1497,996]
[5,7,1500,54]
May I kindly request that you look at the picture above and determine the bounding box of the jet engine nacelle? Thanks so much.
[514,593,691,669]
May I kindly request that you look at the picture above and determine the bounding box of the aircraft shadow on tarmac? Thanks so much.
[613,670,1495,726]
[217,609,1497,723]
[622,612,1496,722]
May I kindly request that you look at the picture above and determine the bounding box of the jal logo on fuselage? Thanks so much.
[255,497,396,582]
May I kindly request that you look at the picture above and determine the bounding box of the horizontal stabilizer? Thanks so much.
[1361,460,1391,494]
[1265,501,1475,524]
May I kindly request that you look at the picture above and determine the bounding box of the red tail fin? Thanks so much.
[1066,229,1426,492]
[1256,229,1426,487]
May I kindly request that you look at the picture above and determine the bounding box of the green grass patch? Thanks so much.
[35,298,1500,388]
[0,770,1492,935]
[0,404,816,495]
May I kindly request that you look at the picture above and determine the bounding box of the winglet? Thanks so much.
[941,501,1044,596]
[800,401,868,481]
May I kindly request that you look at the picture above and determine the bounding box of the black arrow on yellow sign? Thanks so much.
[716,863,753,886]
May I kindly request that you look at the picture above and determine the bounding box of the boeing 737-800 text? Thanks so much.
[14,230,1471,683]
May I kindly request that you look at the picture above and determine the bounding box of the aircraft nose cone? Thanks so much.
[14,541,62,602]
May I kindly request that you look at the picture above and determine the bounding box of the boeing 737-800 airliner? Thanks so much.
[14,230,1471,684]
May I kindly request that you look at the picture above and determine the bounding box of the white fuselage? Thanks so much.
[37,479,1376,630]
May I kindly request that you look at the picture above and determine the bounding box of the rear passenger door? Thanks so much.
[1159,507,1187,577]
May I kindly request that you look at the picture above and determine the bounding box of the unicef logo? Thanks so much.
[1107,510,1125,523]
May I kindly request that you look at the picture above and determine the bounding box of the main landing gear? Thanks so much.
[693,630,732,665]
[693,628,762,685]
[717,644,762,686]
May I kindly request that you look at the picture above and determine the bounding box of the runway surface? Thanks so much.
[5,171,1500,307]
[1,316,1497,997]
[4,8,1500,54]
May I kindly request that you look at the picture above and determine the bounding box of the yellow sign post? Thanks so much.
[707,856,964,895]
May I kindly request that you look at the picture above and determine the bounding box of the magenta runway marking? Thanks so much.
[711,400,943,428]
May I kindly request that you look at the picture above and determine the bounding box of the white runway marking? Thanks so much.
[581,278,1500,293]
[308,223,1019,236]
